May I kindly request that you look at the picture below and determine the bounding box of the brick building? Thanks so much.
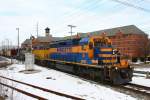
[78,25,149,58]
[21,39,31,49]
[21,27,63,49]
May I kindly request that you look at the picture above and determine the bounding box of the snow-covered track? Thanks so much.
[0,75,84,100]
[134,70,150,74]
[120,83,150,97]
[0,81,47,100]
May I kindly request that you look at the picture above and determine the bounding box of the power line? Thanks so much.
[54,0,150,35]
[111,0,150,13]
[55,0,103,33]
[62,0,100,19]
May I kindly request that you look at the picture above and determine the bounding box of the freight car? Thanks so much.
[1,48,26,61]
[0,49,17,58]
[33,35,133,85]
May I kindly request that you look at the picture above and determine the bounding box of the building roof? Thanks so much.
[51,37,64,42]
[22,39,31,45]
[36,36,51,42]
[79,25,147,38]
[36,36,64,42]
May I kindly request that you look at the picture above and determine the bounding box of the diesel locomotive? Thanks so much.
[33,35,133,85]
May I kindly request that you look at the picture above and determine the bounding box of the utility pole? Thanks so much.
[5,39,9,50]
[30,35,32,53]
[2,41,4,50]
[1,41,3,50]
[68,25,76,39]
[10,40,12,49]
[36,22,39,38]
[16,28,20,55]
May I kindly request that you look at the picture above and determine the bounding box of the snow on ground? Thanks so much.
[0,59,136,100]
[133,73,146,77]
[131,61,144,65]
[134,67,150,72]
[131,76,150,87]
[132,64,150,87]
[0,56,10,64]
[131,61,150,72]
[0,56,10,61]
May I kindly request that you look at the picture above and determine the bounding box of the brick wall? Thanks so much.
[109,31,148,58]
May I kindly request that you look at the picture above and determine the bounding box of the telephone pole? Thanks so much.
[68,25,76,39]
[1,41,4,50]
[30,35,33,53]
[5,39,9,50]
[36,22,39,38]
[16,28,20,55]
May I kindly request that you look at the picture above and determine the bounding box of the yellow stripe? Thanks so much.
[48,48,57,53]
[48,46,88,53]
[100,48,112,52]
[32,50,49,59]
[103,59,116,63]
[46,59,101,68]
[99,54,115,57]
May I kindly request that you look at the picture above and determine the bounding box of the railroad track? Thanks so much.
[134,70,150,74]
[119,83,150,97]
[133,70,150,78]
[61,70,150,98]
[0,82,47,100]
[0,75,84,100]
[2,57,150,99]
[37,63,150,98]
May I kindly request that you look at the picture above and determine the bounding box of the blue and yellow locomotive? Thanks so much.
[33,35,133,84]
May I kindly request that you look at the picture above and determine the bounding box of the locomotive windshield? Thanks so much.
[93,38,107,47]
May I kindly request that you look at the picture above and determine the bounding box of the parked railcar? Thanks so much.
[33,35,133,85]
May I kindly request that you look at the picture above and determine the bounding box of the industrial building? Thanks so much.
[22,25,149,59]
[78,25,149,58]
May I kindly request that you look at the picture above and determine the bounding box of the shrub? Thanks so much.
[132,57,137,62]
[140,57,145,62]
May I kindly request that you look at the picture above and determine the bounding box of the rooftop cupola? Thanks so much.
[45,27,50,37]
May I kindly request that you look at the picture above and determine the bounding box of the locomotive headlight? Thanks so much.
[115,67,118,70]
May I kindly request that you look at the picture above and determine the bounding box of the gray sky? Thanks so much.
[0,0,150,46]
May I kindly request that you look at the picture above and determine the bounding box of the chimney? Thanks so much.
[45,27,50,37]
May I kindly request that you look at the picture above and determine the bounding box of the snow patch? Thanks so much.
[0,63,136,100]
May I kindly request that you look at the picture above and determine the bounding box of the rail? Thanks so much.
[127,83,150,91]
[0,82,47,100]
[0,75,84,100]
[119,83,150,96]
[134,70,150,78]
[134,70,149,74]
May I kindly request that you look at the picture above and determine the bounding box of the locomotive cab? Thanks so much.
[89,36,130,68]
[87,36,132,84]
[88,36,114,65]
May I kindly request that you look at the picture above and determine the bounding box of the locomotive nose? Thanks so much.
[120,70,128,79]
[95,47,116,65]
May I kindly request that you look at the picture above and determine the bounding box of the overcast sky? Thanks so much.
[0,0,150,46]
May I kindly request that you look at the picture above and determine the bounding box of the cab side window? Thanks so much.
[89,42,93,49]
[82,45,86,50]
